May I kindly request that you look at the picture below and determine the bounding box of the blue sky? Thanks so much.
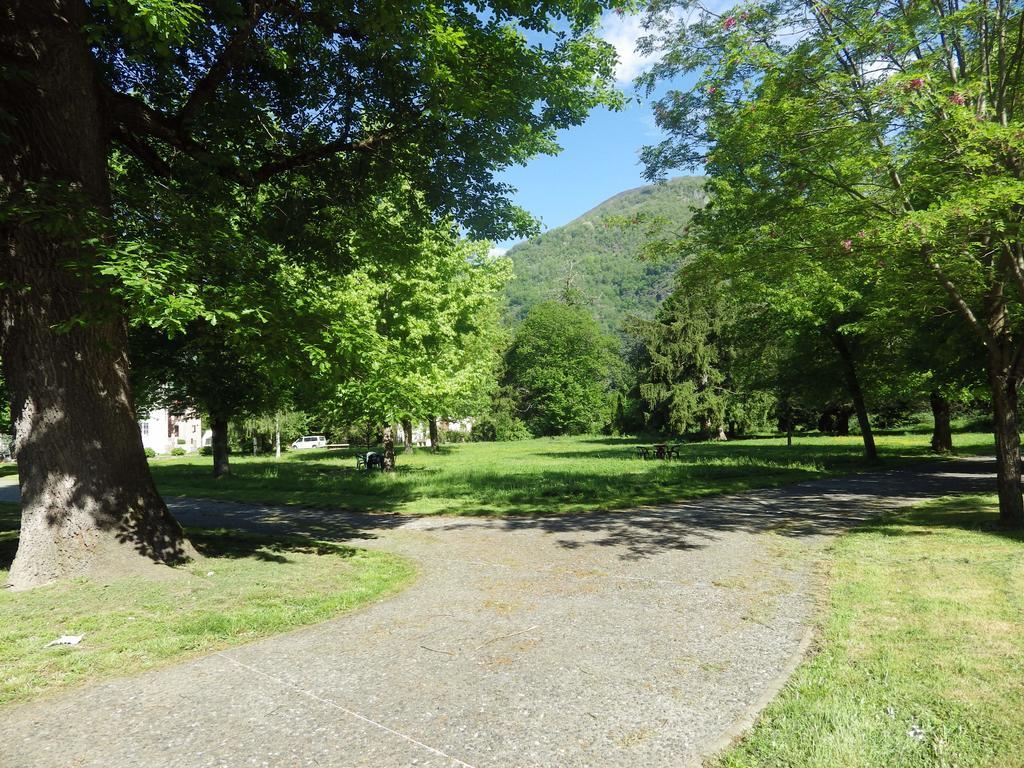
[493,11,696,251]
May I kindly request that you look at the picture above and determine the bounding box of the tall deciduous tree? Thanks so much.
[318,234,511,468]
[641,0,1024,524]
[0,0,623,587]
[505,301,619,435]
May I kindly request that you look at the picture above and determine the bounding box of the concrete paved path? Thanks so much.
[0,458,996,768]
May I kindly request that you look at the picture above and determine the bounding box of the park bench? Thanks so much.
[326,443,350,450]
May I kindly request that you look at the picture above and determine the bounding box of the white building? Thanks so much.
[396,418,475,446]
[138,409,204,454]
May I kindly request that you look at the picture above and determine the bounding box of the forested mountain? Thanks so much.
[504,176,707,333]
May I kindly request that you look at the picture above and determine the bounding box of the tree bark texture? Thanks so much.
[826,329,878,462]
[987,348,1024,528]
[0,0,193,588]
[211,417,230,477]
[428,415,439,453]
[929,392,953,453]
[382,425,396,471]
[401,418,414,452]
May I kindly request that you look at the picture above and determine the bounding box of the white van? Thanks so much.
[291,435,327,450]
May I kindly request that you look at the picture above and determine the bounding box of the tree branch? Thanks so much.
[252,132,389,182]
[112,129,173,178]
[923,249,990,344]
[104,87,229,172]
[176,3,269,128]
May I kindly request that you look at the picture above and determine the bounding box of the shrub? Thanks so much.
[143,447,156,458]
[441,428,470,444]
[472,413,532,441]
[199,445,213,456]
[170,447,186,456]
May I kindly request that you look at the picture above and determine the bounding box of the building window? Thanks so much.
[141,422,149,436]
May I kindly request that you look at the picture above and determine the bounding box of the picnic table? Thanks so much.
[635,443,680,460]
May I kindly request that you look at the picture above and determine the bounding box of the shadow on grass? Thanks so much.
[0,502,366,571]
[849,492,1024,542]
[0,502,18,571]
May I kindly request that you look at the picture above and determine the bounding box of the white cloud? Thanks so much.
[600,11,658,85]
[489,246,509,257]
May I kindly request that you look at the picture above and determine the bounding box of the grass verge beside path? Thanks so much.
[714,494,1024,768]
[150,431,992,516]
[0,502,413,707]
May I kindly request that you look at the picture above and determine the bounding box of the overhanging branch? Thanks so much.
[176,3,270,129]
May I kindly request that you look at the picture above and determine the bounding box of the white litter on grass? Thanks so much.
[907,724,925,741]
[46,635,83,648]
[206,571,215,577]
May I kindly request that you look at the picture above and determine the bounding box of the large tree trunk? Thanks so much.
[987,350,1024,528]
[401,418,414,452]
[929,391,953,454]
[0,0,193,589]
[826,328,878,462]
[428,415,439,453]
[211,416,230,478]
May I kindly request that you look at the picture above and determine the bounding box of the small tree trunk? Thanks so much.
[428,415,439,453]
[211,417,230,478]
[826,328,878,462]
[382,425,396,471]
[401,418,415,452]
[987,351,1024,528]
[929,392,953,453]
[274,414,281,460]
[817,409,834,434]
[1,0,193,589]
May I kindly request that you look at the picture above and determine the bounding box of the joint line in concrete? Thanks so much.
[215,652,477,768]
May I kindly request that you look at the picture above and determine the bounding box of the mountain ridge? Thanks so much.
[504,176,707,334]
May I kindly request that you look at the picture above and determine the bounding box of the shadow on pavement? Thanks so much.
[423,458,999,561]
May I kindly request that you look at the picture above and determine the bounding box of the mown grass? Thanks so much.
[0,501,413,707]
[149,431,993,516]
[714,494,1024,768]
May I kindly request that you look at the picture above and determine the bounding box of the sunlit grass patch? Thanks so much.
[149,431,993,516]
[714,494,1024,768]
[0,518,413,707]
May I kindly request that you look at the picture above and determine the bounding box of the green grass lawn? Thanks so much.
[714,494,1024,768]
[148,430,993,516]
[0,502,413,707]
